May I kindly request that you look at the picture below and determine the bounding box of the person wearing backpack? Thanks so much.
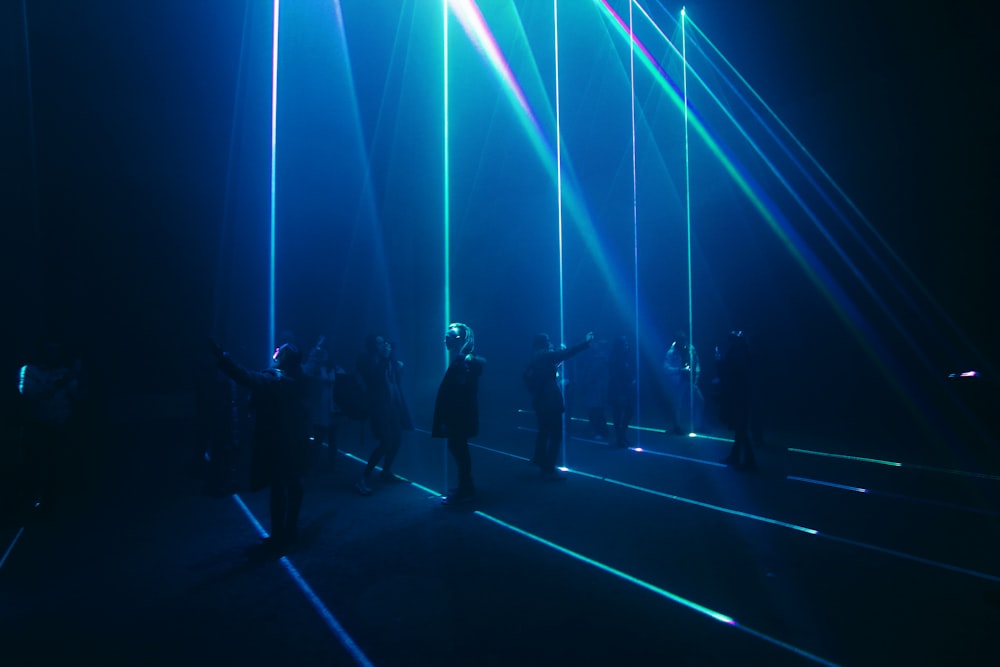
[526,330,594,480]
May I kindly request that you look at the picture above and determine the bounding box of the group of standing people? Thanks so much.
[207,321,758,556]
[207,321,487,555]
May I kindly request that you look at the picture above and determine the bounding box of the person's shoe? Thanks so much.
[247,537,285,560]
[355,478,373,496]
[541,470,567,481]
[441,489,475,505]
[379,471,405,483]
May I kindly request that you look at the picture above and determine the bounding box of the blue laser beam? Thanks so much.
[231,494,373,666]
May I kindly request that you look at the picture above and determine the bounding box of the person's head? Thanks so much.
[366,334,392,359]
[674,331,688,349]
[532,333,553,353]
[445,323,475,356]
[272,343,302,372]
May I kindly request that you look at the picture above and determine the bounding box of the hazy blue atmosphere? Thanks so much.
[4,0,996,452]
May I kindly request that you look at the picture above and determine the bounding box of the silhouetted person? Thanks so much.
[210,340,309,553]
[17,334,83,514]
[607,335,636,448]
[579,339,610,440]
[664,330,703,434]
[194,360,239,497]
[719,331,757,471]
[433,323,485,505]
[526,331,594,480]
[302,336,340,473]
[354,334,413,495]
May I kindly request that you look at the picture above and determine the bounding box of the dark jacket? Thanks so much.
[529,340,590,414]
[217,355,308,491]
[432,354,486,439]
[357,353,414,440]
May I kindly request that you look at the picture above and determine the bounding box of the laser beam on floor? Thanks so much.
[231,494,374,667]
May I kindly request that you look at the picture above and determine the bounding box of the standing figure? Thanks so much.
[719,330,757,470]
[354,334,413,495]
[302,336,339,472]
[526,331,594,480]
[607,335,636,448]
[432,323,486,505]
[579,339,611,440]
[663,331,703,434]
[211,340,309,553]
[17,334,83,513]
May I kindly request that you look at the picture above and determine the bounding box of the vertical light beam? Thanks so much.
[443,0,451,370]
[629,0,641,444]
[269,0,281,356]
[554,0,568,469]
[681,6,695,433]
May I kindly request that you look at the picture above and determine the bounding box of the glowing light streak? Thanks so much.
[448,0,543,140]
[268,0,280,354]
[787,475,1000,517]
[553,0,567,469]
[383,432,998,585]
[599,1,897,414]
[680,6,696,438]
[634,447,727,467]
[787,476,868,494]
[606,477,819,534]
[789,448,1000,481]
[788,448,902,468]
[682,12,992,379]
[231,495,373,666]
[18,365,27,394]
[821,532,1000,585]
[446,0,637,334]
[477,512,736,624]
[688,433,734,443]
[443,0,451,368]
[0,526,25,571]
[629,0,642,446]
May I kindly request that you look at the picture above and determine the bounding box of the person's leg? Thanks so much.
[532,415,545,464]
[356,443,382,495]
[285,476,303,542]
[445,436,474,501]
[269,483,287,542]
[379,426,403,479]
[541,411,564,476]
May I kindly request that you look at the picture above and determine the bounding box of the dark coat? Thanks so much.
[529,340,590,414]
[432,354,485,439]
[357,353,414,440]
[718,341,752,430]
[217,355,308,491]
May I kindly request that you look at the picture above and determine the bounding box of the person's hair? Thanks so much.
[274,343,302,374]
[448,323,475,355]
[532,333,550,351]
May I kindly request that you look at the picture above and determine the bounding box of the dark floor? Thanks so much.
[2,406,999,667]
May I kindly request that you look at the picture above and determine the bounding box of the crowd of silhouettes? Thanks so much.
[193,320,762,557]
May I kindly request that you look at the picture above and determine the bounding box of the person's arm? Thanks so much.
[551,333,594,364]
[210,340,278,391]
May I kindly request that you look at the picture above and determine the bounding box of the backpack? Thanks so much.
[333,371,369,420]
